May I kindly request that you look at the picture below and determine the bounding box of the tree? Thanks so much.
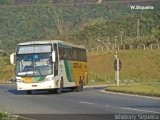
[0,0,14,4]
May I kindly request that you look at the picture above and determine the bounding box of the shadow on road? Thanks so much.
[4,85,105,95]
[6,88,75,95]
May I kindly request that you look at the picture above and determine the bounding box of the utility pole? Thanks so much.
[114,36,117,49]
[120,31,123,45]
[137,19,140,40]
[114,52,120,86]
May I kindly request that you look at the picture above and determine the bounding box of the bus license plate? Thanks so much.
[23,78,33,83]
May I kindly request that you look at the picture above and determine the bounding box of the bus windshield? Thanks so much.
[16,44,53,77]
[16,53,52,76]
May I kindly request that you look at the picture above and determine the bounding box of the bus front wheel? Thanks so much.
[56,80,63,94]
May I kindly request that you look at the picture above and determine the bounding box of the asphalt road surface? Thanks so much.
[0,84,160,120]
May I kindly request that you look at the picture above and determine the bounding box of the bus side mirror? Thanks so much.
[52,51,56,63]
[10,53,16,65]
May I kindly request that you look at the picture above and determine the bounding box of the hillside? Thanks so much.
[88,50,160,84]
[0,0,159,52]
[0,57,14,82]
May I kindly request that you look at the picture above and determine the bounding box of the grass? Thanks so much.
[0,57,15,83]
[0,65,15,83]
[106,83,160,97]
[88,50,160,84]
[88,50,160,97]
[0,112,18,120]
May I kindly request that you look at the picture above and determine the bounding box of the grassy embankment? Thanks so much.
[88,50,160,97]
[88,50,160,84]
[0,112,18,120]
[106,83,160,97]
[0,57,14,83]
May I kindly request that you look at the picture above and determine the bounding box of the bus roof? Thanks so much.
[17,40,86,49]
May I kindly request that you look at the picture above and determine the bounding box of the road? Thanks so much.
[0,84,160,120]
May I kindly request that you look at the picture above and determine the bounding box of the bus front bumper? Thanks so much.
[16,80,59,90]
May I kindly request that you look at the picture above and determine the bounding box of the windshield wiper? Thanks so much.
[34,61,42,76]
[24,61,34,77]
[23,66,33,77]
[36,66,42,76]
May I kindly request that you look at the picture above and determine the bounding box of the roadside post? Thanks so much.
[114,52,122,86]
[97,39,122,86]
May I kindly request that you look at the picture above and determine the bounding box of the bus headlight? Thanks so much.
[45,77,53,81]
[16,79,24,82]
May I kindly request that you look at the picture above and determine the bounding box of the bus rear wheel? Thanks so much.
[76,85,83,92]
[48,89,55,94]
[73,79,83,92]
[26,90,32,95]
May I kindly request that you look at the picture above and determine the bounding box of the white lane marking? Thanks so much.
[80,101,94,105]
[100,90,160,100]
[121,107,160,114]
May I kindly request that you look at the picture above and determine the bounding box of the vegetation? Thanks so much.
[88,50,160,85]
[0,112,18,120]
[0,57,14,83]
[0,0,159,53]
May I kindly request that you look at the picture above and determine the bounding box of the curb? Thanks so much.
[100,90,160,100]
[18,115,36,120]
[84,85,108,88]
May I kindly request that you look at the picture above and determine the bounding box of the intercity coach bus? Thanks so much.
[10,40,88,94]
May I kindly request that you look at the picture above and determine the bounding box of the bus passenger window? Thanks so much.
[54,44,58,76]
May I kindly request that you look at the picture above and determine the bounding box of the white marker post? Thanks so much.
[114,52,121,86]
[116,58,120,86]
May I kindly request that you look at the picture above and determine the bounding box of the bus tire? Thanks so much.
[56,80,63,94]
[74,79,83,92]
[48,89,55,94]
[79,79,83,91]
[76,86,83,92]
[79,80,83,91]
[26,90,32,95]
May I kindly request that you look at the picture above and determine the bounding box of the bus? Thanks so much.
[10,40,88,94]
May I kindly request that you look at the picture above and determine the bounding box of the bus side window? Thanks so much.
[64,47,68,60]
[54,44,58,76]
[77,48,81,61]
[69,48,74,60]
[80,49,84,61]
[82,49,87,61]
[58,46,64,60]
[73,48,77,61]
[67,48,70,60]
[84,49,87,62]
